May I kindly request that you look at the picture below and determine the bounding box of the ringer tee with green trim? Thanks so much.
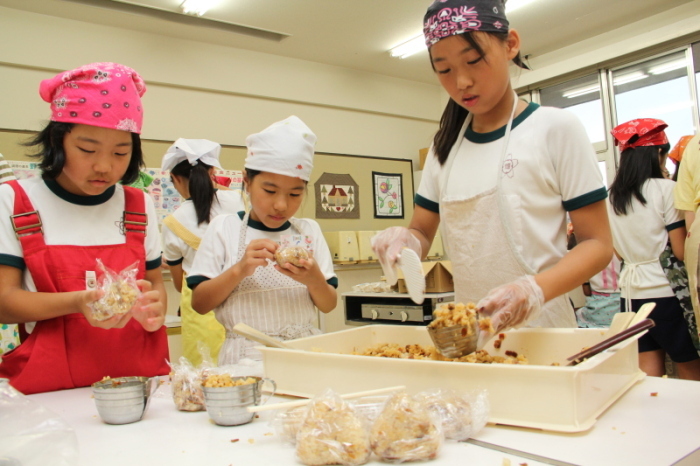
[608,178,683,299]
[162,189,246,273]
[0,177,163,290]
[416,103,606,274]
[187,211,337,290]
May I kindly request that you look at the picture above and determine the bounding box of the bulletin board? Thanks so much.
[0,129,414,231]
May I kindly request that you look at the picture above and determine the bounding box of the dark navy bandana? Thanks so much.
[424,0,509,47]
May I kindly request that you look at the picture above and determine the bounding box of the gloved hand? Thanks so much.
[371,227,422,285]
[476,275,544,349]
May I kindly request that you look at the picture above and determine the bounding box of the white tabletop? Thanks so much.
[22,376,700,466]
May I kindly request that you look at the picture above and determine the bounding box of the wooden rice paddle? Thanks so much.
[231,323,292,349]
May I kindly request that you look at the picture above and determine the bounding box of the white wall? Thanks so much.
[0,6,442,166]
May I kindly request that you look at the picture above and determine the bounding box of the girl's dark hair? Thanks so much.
[171,160,218,225]
[245,168,261,183]
[429,31,528,165]
[608,143,671,216]
[24,121,144,184]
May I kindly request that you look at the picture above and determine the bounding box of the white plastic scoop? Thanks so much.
[396,248,425,304]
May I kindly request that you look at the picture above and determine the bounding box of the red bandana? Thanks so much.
[611,118,668,153]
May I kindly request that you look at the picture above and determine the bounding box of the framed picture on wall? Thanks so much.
[372,171,404,219]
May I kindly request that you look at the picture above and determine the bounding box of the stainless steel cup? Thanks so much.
[203,377,276,426]
[91,376,156,425]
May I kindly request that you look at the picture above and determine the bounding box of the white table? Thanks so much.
[21,376,700,466]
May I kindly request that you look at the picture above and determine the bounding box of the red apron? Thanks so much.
[0,181,170,394]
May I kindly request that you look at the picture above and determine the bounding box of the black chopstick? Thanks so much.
[566,318,655,366]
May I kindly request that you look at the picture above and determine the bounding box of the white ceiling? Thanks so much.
[0,0,693,85]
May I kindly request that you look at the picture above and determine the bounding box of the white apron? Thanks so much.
[439,94,575,328]
[618,258,660,314]
[216,212,321,365]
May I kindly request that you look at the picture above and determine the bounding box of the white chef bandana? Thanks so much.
[244,115,316,181]
[161,138,222,172]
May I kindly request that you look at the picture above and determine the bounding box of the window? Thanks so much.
[598,161,609,186]
[540,73,606,147]
[518,91,532,103]
[611,51,695,175]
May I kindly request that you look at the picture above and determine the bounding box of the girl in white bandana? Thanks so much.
[161,139,246,366]
[187,116,337,365]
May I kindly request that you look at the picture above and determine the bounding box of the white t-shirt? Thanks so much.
[0,177,162,292]
[589,255,621,294]
[161,189,245,274]
[608,178,684,299]
[417,103,606,273]
[187,212,337,288]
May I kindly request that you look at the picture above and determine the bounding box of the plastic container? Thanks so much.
[258,325,644,432]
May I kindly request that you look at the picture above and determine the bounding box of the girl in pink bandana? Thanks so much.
[608,119,700,379]
[373,0,613,348]
[0,62,169,394]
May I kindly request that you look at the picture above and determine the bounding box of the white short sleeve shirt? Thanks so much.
[0,177,162,292]
[608,178,684,299]
[417,103,606,273]
[161,189,245,274]
[187,212,337,288]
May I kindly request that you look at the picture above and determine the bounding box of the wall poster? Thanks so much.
[314,172,360,219]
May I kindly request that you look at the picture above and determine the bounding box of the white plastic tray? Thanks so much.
[258,325,644,433]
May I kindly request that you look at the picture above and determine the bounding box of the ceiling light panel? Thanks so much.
[181,0,217,16]
[648,60,687,75]
[613,71,648,86]
[61,0,289,42]
[389,35,425,59]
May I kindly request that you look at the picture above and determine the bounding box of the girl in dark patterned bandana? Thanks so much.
[373,0,613,348]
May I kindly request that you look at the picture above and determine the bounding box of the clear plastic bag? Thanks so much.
[0,378,78,465]
[271,393,393,447]
[414,388,490,441]
[370,391,443,463]
[271,405,307,445]
[352,282,393,293]
[168,357,206,412]
[275,234,312,267]
[89,259,141,321]
[296,388,372,466]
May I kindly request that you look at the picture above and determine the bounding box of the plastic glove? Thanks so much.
[371,226,422,285]
[475,275,544,349]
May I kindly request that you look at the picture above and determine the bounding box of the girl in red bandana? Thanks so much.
[0,63,170,394]
[373,0,613,347]
[608,119,700,379]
